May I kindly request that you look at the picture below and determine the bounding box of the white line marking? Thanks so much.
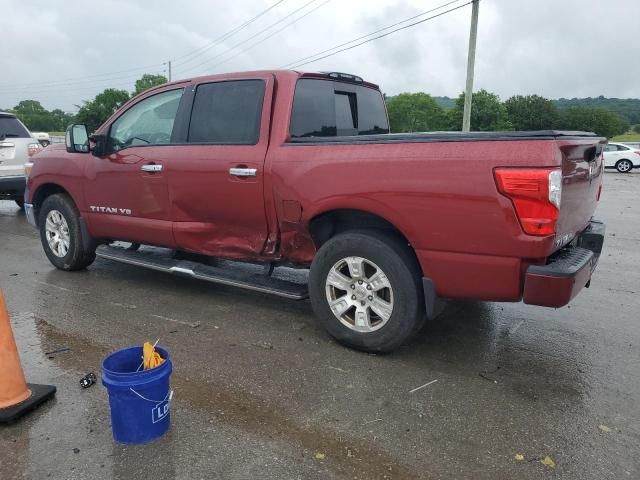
[109,302,137,310]
[510,319,525,335]
[35,281,89,295]
[409,379,438,394]
[326,365,349,373]
[151,314,200,328]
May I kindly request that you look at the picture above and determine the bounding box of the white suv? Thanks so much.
[603,142,640,173]
[0,112,42,207]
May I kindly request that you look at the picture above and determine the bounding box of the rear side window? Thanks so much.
[290,79,389,138]
[188,80,265,144]
[0,116,30,139]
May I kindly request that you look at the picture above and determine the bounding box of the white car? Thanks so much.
[603,142,640,173]
[31,132,51,147]
[0,112,42,207]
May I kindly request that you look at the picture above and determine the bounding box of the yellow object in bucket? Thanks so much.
[143,342,165,370]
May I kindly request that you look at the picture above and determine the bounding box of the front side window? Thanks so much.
[188,80,265,144]
[109,89,183,151]
[290,79,389,138]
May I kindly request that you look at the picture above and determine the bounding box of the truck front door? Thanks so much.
[166,76,273,258]
[84,88,184,247]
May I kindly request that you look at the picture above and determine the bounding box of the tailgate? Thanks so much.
[553,137,606,250]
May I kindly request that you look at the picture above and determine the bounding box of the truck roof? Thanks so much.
[148,70,380,95]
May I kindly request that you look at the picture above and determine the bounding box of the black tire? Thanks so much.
[309,230,425,353]
[39,193,96,271]
[14,198,24,209]
[616,159,633,173]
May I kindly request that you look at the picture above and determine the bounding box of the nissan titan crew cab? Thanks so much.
[24,70,606,352]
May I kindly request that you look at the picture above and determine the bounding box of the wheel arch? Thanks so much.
[308,208,423,276]
[32,183,75,226]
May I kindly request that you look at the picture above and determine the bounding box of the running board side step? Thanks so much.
[96,244,309,300]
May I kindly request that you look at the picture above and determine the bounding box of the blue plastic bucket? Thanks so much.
[102,346,173,444]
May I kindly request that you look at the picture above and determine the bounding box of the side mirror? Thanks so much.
[65,124,90,153]
[89,133,107,157]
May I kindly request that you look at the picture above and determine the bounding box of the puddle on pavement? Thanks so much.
[5,311,420,479]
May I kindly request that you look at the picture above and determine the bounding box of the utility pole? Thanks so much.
[462,0,480,132]
[167,61,172,82]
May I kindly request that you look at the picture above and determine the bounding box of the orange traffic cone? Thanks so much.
[0,289,56,423]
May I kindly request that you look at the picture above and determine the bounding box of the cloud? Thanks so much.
[1,0,638,112]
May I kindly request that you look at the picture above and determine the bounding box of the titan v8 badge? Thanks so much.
[90,206,132,215]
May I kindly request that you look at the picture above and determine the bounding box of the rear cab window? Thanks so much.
[290,78,389,138]
[0,115,30,140]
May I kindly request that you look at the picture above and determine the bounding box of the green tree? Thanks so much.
[505,95,559,131]
[449,90,512,131]
[557,107,629,138]
[12,100,52,131]
[386,93,447,132]
[49,109,76,132]
[75,88,130,132]
[632,124,640,134]
[133,74,168,96]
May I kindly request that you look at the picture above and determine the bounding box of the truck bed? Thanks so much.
[287,130,599,145]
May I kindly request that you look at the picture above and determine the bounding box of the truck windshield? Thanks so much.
[0,116,30,139]
[290,79,389,138]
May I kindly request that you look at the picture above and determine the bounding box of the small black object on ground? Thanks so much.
[80,373,97,389]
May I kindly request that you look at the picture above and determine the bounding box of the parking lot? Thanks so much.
[0,172,638,480]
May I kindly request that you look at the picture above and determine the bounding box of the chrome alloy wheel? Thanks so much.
[45,210,70,257]
[325,256,394,333]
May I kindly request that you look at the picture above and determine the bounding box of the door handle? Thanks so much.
[229,167,257,177]
[141,164,163,172]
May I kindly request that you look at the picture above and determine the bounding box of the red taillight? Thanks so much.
[27,142,42,157]
[494,168,562,236]
[634,150,640,156]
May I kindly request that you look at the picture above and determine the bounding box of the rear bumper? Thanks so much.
[0,175,26,195]
[523,219,605,307]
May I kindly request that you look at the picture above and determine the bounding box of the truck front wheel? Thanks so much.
[39,194,96,271]
[309,231,425,353]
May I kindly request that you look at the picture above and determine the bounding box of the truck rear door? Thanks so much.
[167,75,274,259]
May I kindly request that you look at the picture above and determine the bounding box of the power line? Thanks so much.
[0,63,165,91]
[171,0,288,68]
[285,1,472,69]
[0,67,167,94]
[280,0,464,69]
[190,0,332,76]
[0,1,287,91]
[0,77,151,103]
[178,0,319,78]
[285,1,471,69]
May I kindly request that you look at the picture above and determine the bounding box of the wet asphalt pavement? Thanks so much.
[1,172,639,480]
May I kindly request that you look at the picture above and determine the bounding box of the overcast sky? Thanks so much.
[2,0,639,112]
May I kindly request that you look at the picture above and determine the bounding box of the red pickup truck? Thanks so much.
[24,70,605,352]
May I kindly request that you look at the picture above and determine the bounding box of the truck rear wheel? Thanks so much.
[39,194,96,271]
[309,231,425,353]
